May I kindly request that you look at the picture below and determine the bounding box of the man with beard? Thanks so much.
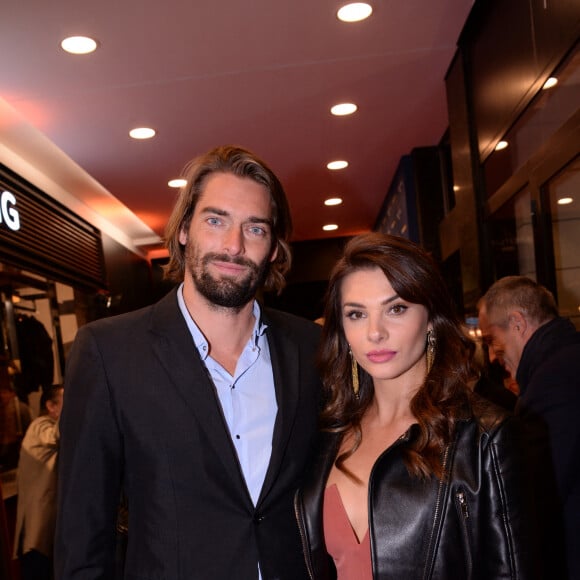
[55,146,322,580]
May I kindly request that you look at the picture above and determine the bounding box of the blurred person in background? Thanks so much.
[473,352,518,411]
[0,358,31,473]
[13,384,63,580]
[479,275,580,579]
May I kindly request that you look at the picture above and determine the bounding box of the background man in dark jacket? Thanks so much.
[479,275,580,580]
[55,145,321,579]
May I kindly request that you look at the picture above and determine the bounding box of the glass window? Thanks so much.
[483,45,580,197]
[489,188,537,281]
[546,156,580,328]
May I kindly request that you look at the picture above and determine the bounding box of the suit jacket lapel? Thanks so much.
[258,313,301,504]
[147,289,247,491]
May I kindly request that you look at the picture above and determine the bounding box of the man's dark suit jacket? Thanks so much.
[55,288,321,580]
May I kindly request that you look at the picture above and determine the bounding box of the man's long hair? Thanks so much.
[163,145,292,294]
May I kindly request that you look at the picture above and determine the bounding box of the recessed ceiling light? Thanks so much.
[129,127,156,140]
[327,160,349,170]
[324,197,343,206]
[495,140,509,151]
[542,77,558,90]
[330,103,358,116]
[168,179,187,188]
[337,2,373,22]
[60,36,98,55]
[557,197,573,205]
[323,224,339,231]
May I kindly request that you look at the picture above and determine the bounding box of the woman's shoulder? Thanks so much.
[454,396,526,471]
[461,393,518,441]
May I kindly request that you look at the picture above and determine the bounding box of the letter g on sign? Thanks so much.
[1,190,20,231]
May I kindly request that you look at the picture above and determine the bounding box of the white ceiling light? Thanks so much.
[168,178,187,188]
[327,160,348,170]
[542,77,558,90]
[324,197,343,206]
[495,140,509,151]
[129,127,156,140]
[557,197,573,205]
[323,224,339,231]
[331,103,358,116]
[337,2,373,22]
[60,36,98,55]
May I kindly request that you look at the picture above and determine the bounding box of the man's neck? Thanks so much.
[182,280,257,374]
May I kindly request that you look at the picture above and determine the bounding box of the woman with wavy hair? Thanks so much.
[295,233,539,579]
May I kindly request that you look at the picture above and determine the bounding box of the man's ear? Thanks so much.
[508,310,527,335]
[269,243,278,263]
[179,228,188,245]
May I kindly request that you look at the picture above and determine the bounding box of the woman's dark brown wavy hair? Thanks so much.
[319,233,476,479]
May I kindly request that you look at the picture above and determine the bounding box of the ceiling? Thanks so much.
[0,0,474,259]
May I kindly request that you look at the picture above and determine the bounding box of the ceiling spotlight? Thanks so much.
[327,160,348,170]
[129,127,156,140]
[557,197,573,205]
[323,224,339,231]
[324,197,343,206]
[495,140,509,151]
[542,77,558,90]
[61,36,98,55]
[337,2,373,22]
[168,178,187,188]
[331,103,358,116]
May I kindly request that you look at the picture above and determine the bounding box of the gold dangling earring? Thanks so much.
[426,330,436,373]
[350,349,360,399]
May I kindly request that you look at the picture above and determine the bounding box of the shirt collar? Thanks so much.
[176,283,267,359]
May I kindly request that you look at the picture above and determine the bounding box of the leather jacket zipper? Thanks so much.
[456,489,473,578]
[294,492,315,580]
[422,444,450,580]
[457,489,469,519]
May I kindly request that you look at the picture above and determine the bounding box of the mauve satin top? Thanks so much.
[323,484,373,580]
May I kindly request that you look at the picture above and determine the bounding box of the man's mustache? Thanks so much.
[202,253,257,270]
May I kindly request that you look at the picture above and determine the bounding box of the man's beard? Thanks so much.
[185,245,269,310]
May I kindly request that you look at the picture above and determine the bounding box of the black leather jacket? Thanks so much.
[295,403,541,579]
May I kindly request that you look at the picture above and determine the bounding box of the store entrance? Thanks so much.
[0,265,78,579]
[0,265,77,469]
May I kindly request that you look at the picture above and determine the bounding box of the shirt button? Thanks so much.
[235,435,240,439]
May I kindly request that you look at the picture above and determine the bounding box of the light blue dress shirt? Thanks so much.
[176,284,278,507]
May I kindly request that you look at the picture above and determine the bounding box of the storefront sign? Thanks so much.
[0,163,105,289]
[0,190,20,231]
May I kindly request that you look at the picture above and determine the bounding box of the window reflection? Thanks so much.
[489,188,537,281]
[547,156,580,328]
